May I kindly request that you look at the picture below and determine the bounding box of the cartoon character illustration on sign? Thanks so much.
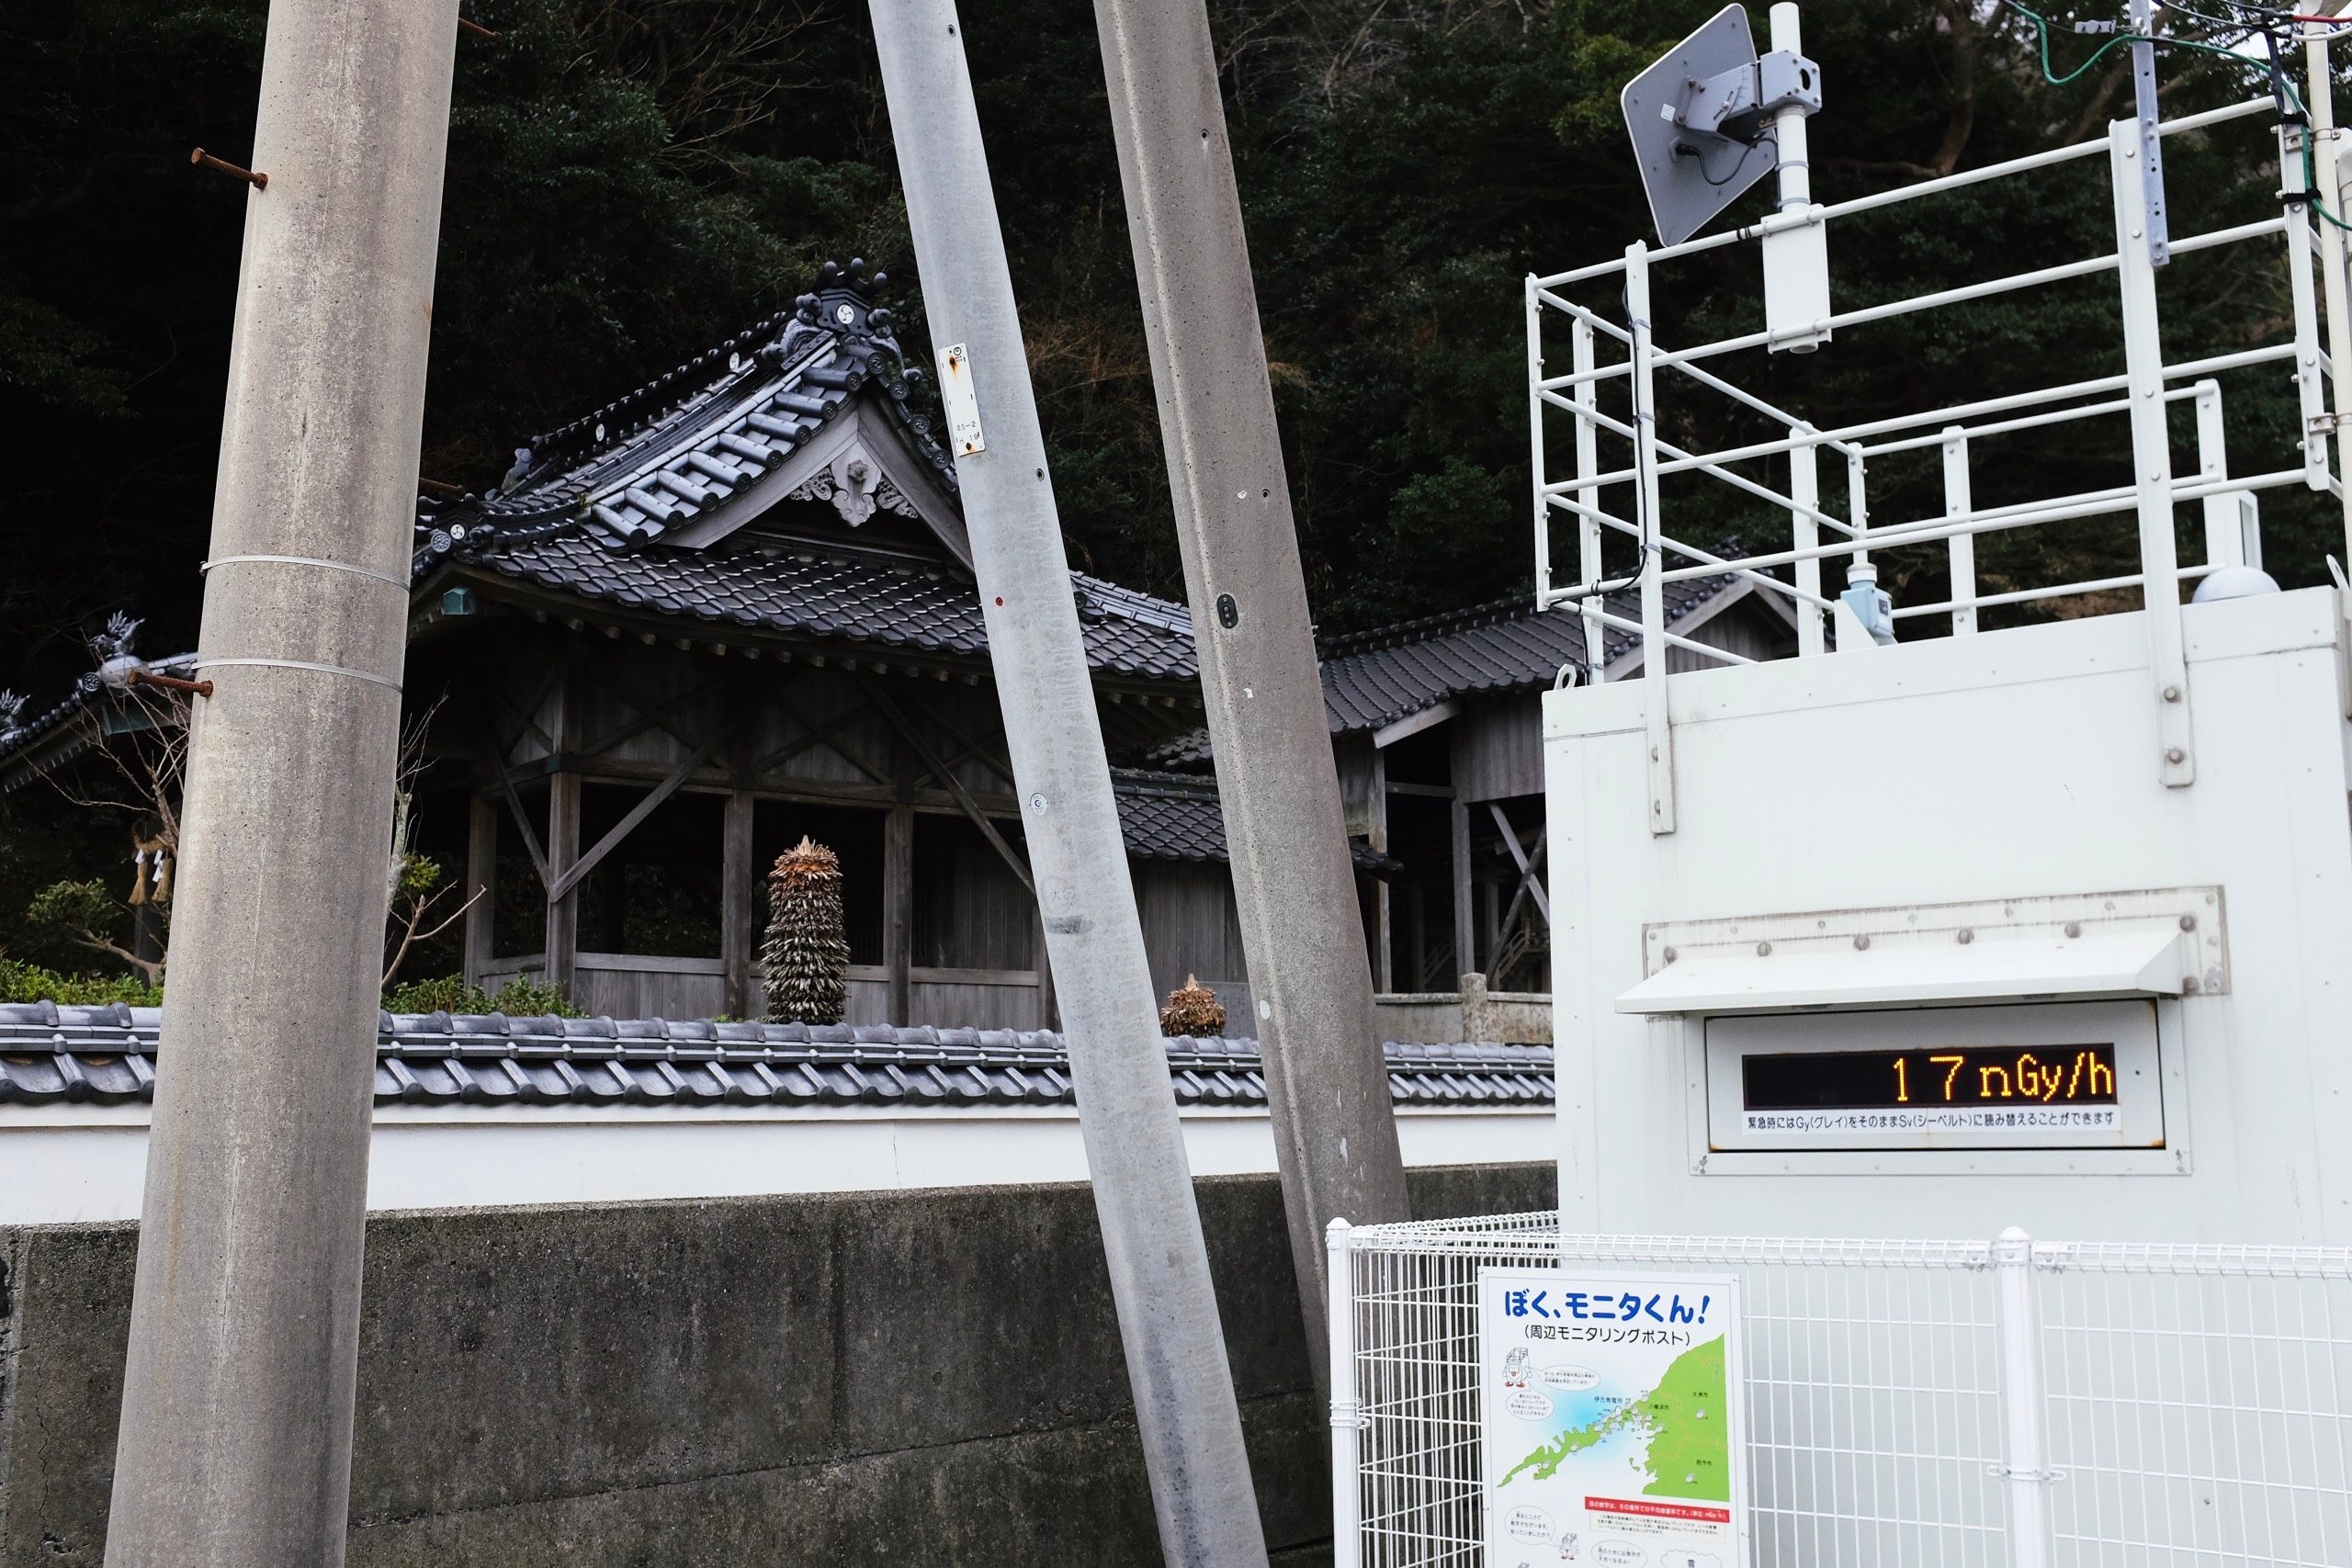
[1555,1529,1580,1561]
[1503,1346,1531,1389]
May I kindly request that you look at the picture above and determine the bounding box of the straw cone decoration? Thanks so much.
[1159,973,1225,1038]
[762,836,849,1025]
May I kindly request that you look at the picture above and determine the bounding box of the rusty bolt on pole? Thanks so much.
[189,149,266,190]
[126,670,215,700]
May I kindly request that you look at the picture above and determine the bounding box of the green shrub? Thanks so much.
[0,957,162,1008]
[380,973,491,1014]
[487,977,584,1019]
[379,973,583,1019]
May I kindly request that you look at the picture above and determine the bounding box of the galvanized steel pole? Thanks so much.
[1091,0,1412,1382]
[865,6,1271,1564]
[102,4,458,1564]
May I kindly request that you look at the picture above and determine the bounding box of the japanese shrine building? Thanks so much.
[1,264,1792,1032]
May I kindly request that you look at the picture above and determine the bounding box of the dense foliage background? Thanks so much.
[0,0,2337,968]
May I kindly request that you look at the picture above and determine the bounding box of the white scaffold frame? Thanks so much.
[1529,36,2352,836]
[1329,1214,2352,1568]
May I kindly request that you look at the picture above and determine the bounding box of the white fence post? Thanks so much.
[1574,316,1606,679]
[1528,276,1552,608]
[2194,379,2249,570]
[1942,427,1977,635]
[1994,1225,2056,1568]
[1626,241,1676,834]
[2109,116,2196,787]
[1791,427,1825,656]
[1328,1218,1363,1568]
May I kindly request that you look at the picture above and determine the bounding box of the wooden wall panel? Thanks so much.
[1451,696,1543,805]
[1133,861,1254,1036]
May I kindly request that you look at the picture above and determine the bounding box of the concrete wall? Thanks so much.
[0,1162,1552,1566]
[1374,973,1553,1044]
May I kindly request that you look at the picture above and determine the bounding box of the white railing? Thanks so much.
[1329,1214,2352,1567]
[1529,47,2352,830]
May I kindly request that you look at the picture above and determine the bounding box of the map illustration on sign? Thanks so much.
[1481,1267,1748,1567]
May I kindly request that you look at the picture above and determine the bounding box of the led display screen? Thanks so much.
[1742,1044,2119,1111]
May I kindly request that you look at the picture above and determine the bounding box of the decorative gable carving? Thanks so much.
[785,442,922,527]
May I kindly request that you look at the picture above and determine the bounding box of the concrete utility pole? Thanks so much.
[1091,0,1412,1381]
[865,5,1271,1565]
[103,5,459,1564]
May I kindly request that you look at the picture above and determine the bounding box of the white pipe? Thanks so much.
[1651,468,2311,582]
[1548,342,2301,483]
[1585,605,1760,666]
[1892,560,2225,619]
[1541,392,1860,537]
[1528,275,1551,606]
[1326,1219,1362,1568]
[1627,243,1676,835]
[2306,26,2352,562]
[1533,97,2274,293]
[1943,428,1977,635]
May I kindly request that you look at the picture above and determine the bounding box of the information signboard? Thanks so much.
[1481,1268,1748,1567]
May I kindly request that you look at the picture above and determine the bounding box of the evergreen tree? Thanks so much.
[762,836,848,1025]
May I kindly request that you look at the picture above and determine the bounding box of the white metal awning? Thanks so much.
[1617,927,2194,1016]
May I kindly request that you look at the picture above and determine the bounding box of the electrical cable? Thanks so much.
[1998,0,2352,231]
[1704,136,1774,187]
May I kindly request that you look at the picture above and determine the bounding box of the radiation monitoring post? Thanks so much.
[1482,1269,1747,1568]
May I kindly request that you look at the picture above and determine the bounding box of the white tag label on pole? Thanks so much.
[940,343,986,456]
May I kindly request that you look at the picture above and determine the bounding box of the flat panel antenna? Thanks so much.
[1622,3,1820,247]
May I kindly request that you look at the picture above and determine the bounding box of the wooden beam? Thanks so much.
[1450,795,1475,982]
[1371,697,1461,750]
[860,675,1033,896]
[1487,801,1551,924]
[464,793,497,987]
[1493,825,1549,947]
[577,667,733,761]
[1385,780,1455,799]
[1032,902,1055,1030]
[546,718,741,903]
[544,769,582,999]
[1372,747,1392,991]
[883,800,913,1026]
[722,790,756,1020]
[473,713,549,888]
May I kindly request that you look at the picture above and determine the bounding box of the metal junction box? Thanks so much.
[1544,587,2352,1243]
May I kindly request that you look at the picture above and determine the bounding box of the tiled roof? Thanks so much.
[1317,574,1741,735]
[0,1003,1553,1111]
[0,614,198,786]
[460,536,1197,682]
[1112,768,1404,874]
[413,261,953,566]
[408,261,1199,682]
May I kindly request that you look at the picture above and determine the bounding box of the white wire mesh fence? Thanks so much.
[1329,1215,2352,1568]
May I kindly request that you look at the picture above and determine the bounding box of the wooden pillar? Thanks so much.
[721,790,756,1020]
[1450,795,1475,983]
[883,801,914,1026]
[543,771,581,1000]
[1032,900,1056,1031]
[1370,748,1392,993]
[1480,875,1499,971]
[542,658,582,1003]
[464,792,496,988]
